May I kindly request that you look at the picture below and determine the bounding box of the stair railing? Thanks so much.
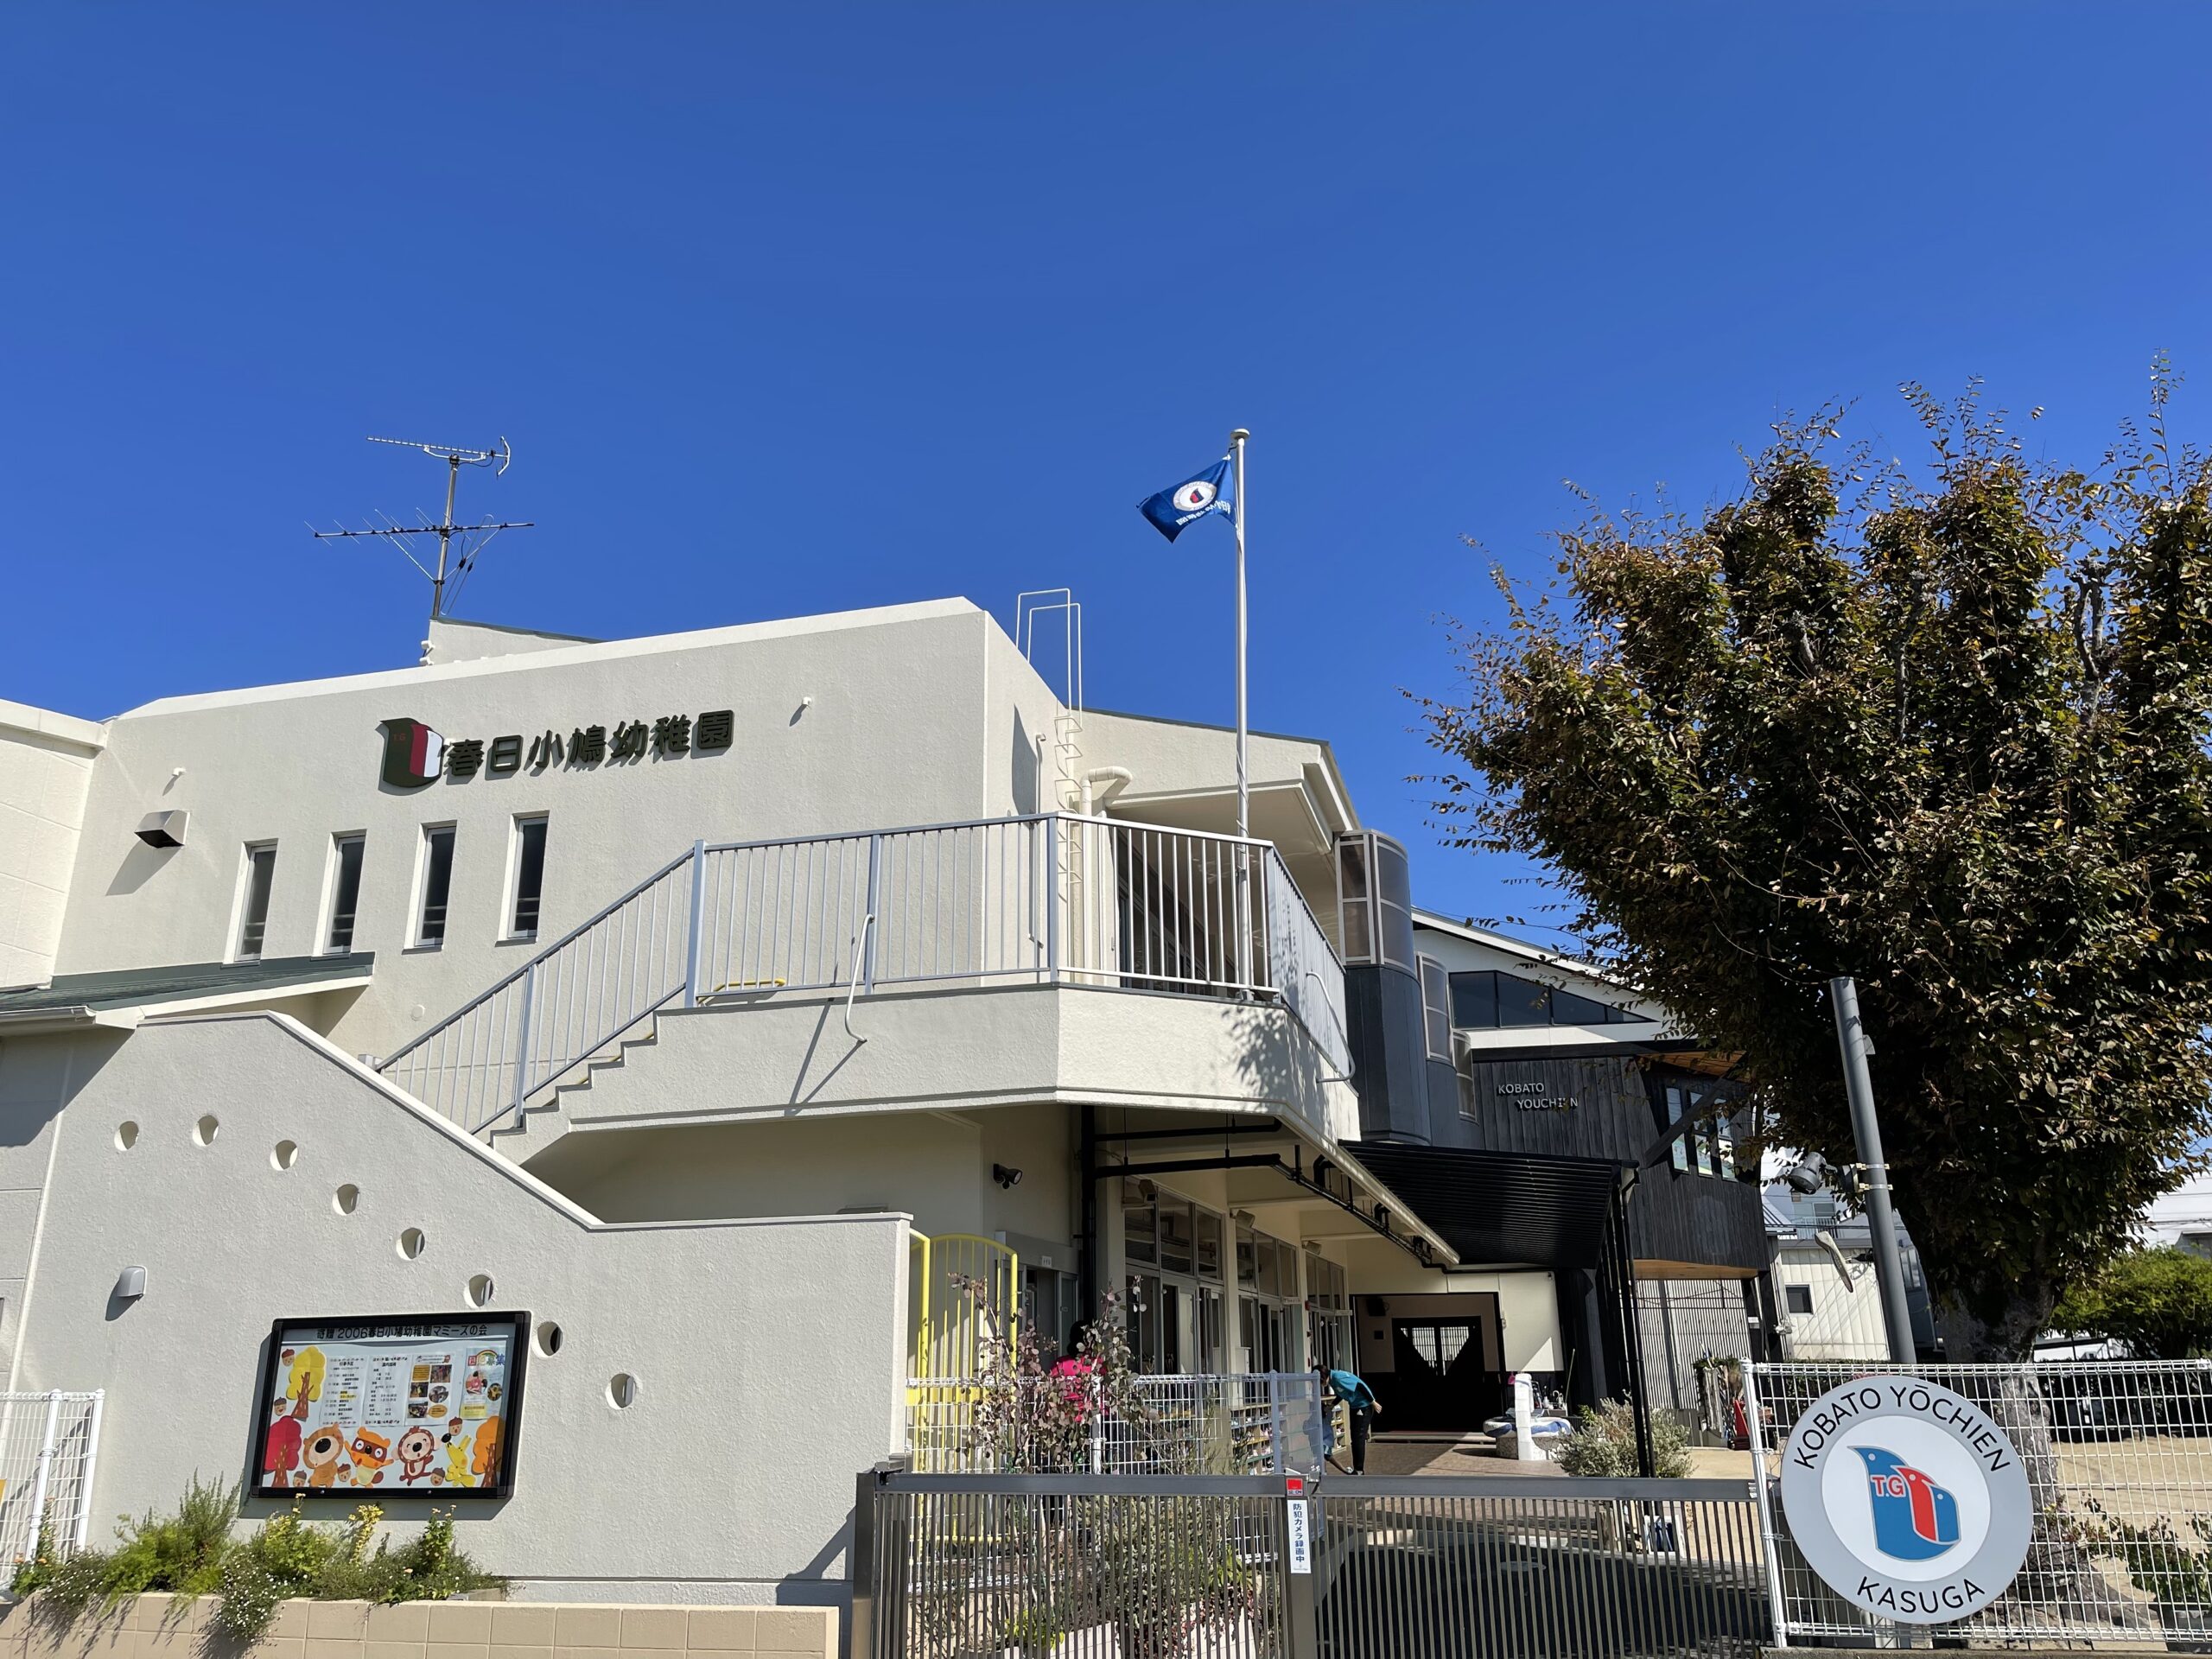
[378,812,1348,1140]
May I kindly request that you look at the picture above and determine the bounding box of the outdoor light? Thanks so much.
[992,1163,1023,1190]
[1783,1153,1830,1196]
[114,1266,146,1301]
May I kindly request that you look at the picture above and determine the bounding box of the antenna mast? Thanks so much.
[312,436,534,619]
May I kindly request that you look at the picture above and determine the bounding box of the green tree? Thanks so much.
[1426,375,2212,1359]
[2055,1245,2212,1358]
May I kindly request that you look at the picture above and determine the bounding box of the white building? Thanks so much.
[0,598,1756,1604]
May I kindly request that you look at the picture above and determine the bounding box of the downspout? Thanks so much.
[1078,1104,1099,1330]
[1077,768,1131,816]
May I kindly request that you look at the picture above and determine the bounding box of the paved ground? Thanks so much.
[1341,1434,1759,1478]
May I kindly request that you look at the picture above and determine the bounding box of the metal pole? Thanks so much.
[683,839,707,1009]
[72,1392,103,1552]
[24,1391,61,1554]
[432,454,460,619]
[1230,429,1249,842]
[1230,429,1253,994]
[510,963,537,1128]
[1742,1363,1793,1648]
[1829,976,1917,1365]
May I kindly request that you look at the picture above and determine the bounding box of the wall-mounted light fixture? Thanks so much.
[992,1163,1023,1190]
[114,1266,147,1301]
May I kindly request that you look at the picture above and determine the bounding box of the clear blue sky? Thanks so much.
[5,5,2207,938]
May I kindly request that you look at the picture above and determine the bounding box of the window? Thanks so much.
[1662,1079,1745,1179]
[1446,969,1652,1030]
[508,815,549,941]
[1195,1210,1224,1282]
[235,843,277,961]
[1419,955,1452,1060]
[1159,1199,1194,1277]
[1122,1179,1157,1267]
[325,834,365,955]
[1334,831,1414,969]
[415,825,456,949]
[1785,1284,1815,1316]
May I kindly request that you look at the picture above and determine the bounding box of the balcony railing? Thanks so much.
[377,812,1350,1138]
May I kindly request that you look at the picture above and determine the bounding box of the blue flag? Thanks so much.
[1139,458,1233,542]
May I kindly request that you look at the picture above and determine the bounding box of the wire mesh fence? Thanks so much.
[852,1466,1767,1659]
[857,1473,1292,1659]
[906,1374,1326,1477]
[0,1391,104,1567]
[1314,1477,1768,1659]
[1748,1358,2212,1645]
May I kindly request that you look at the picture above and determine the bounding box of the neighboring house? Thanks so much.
[1764,1187,1940,1362]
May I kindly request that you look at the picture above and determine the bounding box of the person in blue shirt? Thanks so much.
[1316,1360,1382,1475]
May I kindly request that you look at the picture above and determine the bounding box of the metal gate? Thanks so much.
[1747,1358,2212,1646]
[851,1463,1767,1657]
[0,1390,104,1564]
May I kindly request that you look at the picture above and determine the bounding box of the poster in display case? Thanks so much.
[252,1312,528,1499]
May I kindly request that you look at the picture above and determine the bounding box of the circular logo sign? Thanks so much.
[1177,480,1217,512]
[1778,1376,2032,1623]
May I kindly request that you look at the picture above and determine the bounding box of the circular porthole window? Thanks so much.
[466,1273,495,1307]
[607,1373,639,1409]
[194,1115,219,1147]
[535,1321,563,1357]
[334,1184,359,1216]
[271,1141,298,1171]
[397,1228,427,1261]
[115,1122,139,1151]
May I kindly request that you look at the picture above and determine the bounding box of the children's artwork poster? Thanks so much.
[253,1313,527,1499]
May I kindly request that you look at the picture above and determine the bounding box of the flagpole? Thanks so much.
[1230,428,1251,993]
[1230,428,1249,842]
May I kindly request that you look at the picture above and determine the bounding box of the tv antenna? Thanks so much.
[311,436,534,619]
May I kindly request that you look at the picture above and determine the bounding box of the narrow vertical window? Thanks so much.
[1418,955,1452,1059]
[326,834,365,955]
[416,825,456,949]
[236,843,277,961]
[508,816,549,941]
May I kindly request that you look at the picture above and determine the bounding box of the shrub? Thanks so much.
[213,1502,499,1643]
[8,1479,499,1642]
[1554,1398,1691,1478]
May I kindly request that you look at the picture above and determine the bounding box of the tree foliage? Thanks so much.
[2054,1245,2212,1359]
[1426,372,2212,1358]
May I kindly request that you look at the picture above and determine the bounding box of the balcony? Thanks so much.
[378,813,1351,1143]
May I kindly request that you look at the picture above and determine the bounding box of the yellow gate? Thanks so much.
[906,1230,1019,1471]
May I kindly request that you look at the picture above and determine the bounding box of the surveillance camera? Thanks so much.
[992,1163,1023,1190]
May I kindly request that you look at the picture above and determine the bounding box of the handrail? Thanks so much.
[378,810,1351,1138]
[380,843,693,1071]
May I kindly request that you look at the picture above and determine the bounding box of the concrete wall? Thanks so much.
[511,986,1356,1152]
[51,601,1063,1063]
[6,1014,906,1603]
[0,1596,836,1659]
[0,700,104,990]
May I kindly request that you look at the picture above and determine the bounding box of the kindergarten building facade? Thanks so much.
[0,598,1763,1602]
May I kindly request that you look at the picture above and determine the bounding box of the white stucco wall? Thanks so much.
[0,699,105,990]
[51,601,1065,1064]
[3,1013,906,1602]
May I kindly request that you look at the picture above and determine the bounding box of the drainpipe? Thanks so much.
[1078,1104,1099,1329]
[1077,767,1131,815]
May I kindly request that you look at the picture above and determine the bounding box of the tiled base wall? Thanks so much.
[0,1596,835,1659]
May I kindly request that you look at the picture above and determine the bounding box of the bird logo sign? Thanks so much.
[1856,1446,1961,1561]
[1777,1376,2033,1624]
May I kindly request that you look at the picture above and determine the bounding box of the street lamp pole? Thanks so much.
[1829,976,1919,1365]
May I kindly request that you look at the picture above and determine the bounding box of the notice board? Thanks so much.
[253,1312,528,1498]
